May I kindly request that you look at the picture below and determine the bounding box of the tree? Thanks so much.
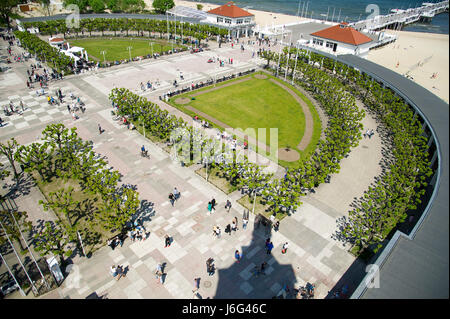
[89,0,105,13]
[98,186,140,231]
[33,221,73,266]
[197,3,203,11]
[39,186,78,228]
[0,0,19,29]
[16,142,54,182]
[0,138,21,181]
[152,0,174,14]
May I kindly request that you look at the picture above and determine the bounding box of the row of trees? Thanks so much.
[62,0,147,14]
[262,47,433,255]
[14,30,74,74]
[0,124,140,265]
[22,17,229,44]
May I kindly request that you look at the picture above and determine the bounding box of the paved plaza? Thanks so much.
[0,35,383,299]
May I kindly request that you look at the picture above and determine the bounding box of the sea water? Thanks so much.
[193,0,449,34]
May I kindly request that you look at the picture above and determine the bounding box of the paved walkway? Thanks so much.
[0,36,383,299]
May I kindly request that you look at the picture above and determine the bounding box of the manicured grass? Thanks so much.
[68,38,183,62]
[169,72,322,167]
[175,76,305,149]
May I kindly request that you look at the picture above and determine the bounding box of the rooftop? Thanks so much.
[311,23,373,46]
[207,1,253,18]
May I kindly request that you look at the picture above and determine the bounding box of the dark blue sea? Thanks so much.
[194,0,449,34]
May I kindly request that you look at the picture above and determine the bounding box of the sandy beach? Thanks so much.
[367,30,449,103]
[147,0,310,26]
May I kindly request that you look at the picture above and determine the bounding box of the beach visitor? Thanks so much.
[234,250,241,263]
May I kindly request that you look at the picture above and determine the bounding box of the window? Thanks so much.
[312,38,323,46]
[236,19,243,24]
[326,41,335,48]
[244,18,251,23]
[225,18,232,24]
[217,17,224,23]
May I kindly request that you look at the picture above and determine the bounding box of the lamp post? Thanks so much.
[100,50,106,64]
[292,43,299,85]
[149,42,154,56]
[127,46,132,61]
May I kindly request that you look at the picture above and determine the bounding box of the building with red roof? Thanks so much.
[205,1,256,38]
[309,22,373,57]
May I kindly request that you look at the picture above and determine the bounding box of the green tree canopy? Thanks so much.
[152,0,174,13]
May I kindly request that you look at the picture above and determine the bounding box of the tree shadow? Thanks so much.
[213,218,297,298]
[2,174,35,200]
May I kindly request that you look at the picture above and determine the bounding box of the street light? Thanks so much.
[127,46,132,61]
[149,42,154,56]
[100,50,107,64]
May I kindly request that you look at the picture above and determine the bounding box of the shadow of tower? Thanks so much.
[213,217,297,299]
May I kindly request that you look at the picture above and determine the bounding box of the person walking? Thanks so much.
[207,201,212,214]
[98,123,103,134]
[231,221,237,233]
[173,187,180,200]
[260,261,268,275]
[155,263,164,284]
[233,217,238,230]
[225,200,232,212]
[242,217,248,230]
[215,226,221,238]
[164,234,171,247]
[225,224,231,236]
[211,198,216,212]
[282,242,289,254]
[169,193,175,206]
[192,277,200,292]
[267,241,274,255]
[234,250,241,263]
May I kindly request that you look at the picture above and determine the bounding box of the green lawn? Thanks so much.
[68,38,183,62]
[181,76,305,149]
[169,73,322,167]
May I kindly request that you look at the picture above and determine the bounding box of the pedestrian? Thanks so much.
[269,212,276,224]
[274,220,280,232]
[234,250,241,263]
[164,234,171,247]
[206,258,214,276]
[215,226,221,238]
[169,193,175,206]
[225,223,231,235]
[265,237,271,249]
[225,200,232,212]
[267,241,274,255]
[192,277,200,292]
[233,216,238,229]
[211,198,216,211]
[20,101,24,112]
[231,221,237,233]
[173,187,180,200]
[282,242,289,254]
[207,201,212,214]
[260,261,267,275]
[369,129,374,139]
[242,217,248,230]
[155,263,164,284]
[98,123,102,134]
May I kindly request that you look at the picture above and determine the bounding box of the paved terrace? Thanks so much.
[0,36,384,299]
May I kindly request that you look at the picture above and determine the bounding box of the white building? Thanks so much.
[205,1,256,38]
[309,22,373,57]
